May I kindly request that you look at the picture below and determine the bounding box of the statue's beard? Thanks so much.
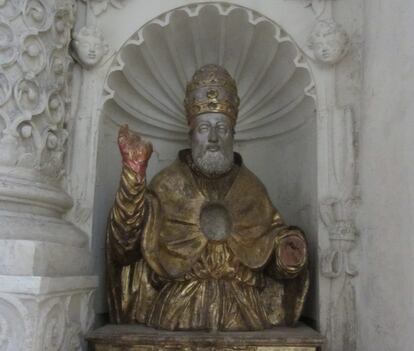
[192,147,234,177]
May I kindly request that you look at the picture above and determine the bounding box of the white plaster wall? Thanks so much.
[237,117,318,319]
[357,1,414,350]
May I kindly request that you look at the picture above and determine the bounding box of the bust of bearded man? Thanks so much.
[106,64,309,331]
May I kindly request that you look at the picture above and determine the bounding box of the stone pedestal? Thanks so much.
[0,0,98,349]
[0,275,97,350]
[87,324,325,351]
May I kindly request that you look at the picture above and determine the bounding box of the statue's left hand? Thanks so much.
[277,230,307,271]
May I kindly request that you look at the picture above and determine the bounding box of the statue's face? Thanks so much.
[73,35,107,69]
[309,21,349,64]
[312,32,347,64]
[190,113,234,176]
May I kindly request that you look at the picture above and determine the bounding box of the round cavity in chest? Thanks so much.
[199,203,232,241]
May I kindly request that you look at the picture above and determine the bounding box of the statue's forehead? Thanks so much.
[194,113,232,125]
[79,35,103,43]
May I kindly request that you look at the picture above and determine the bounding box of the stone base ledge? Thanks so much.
[87,323,325,351]
[0,240,94,276]
[0,275,98,295]
[0,275,98,351]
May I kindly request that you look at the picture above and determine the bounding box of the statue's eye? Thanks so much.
[198,124,209,133]
[216,124,228,134]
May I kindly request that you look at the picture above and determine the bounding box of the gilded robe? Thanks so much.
[107,150,309,331]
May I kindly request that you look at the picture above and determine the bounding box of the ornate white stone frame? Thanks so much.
[76,1,356,349]
[0,1,360,350]
[66,3,359,351]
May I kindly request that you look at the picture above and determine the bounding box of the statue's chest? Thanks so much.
[199,202,232,242]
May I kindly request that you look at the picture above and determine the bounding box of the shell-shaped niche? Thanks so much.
[103,3,316,142]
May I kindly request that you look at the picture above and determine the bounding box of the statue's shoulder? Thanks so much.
[236,163,269,197]
[148,157,191,195]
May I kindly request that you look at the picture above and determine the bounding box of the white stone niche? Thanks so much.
[92,3,320,323]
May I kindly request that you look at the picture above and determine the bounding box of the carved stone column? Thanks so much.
[0,1,97,350]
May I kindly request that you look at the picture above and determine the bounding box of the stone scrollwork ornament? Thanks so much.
[39,298,66,350]
[0,0,76,178]
[47,91,65,123]
[19,33,47,75]
[0,0,98,346]
[320,198,358,278]
[308,19,350,65]
[0,17,18,67]
[49,48,71,90]
[81,0,126,17]
[319,198,358,351]
[0,129,20,166]
[0,0,21,19]
[38,128,68,177]
[23,0,51,32]
[13,77,44,114]
[0,295,31,351]
[0,315,8,349]
[71,25,109,69]
[0,72,11,105]
[52,0,76,47]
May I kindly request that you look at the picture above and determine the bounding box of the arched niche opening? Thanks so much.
[93,3,318,325]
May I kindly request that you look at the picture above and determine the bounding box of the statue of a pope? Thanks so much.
[106,64,309,331]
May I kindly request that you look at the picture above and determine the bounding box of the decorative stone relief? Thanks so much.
[39,128,68,177]
[0,295,32,351]
[319,107,358,351]
[308,19,350,65]
[49,48,69,89]
[0,17,18,67]
[64,322,82,350]
[0,1,97,348]
[13,77,44,113]
[23,0,51,32]
[72,25,109,69]
[0,282,96,351]
[39,298,66,350]
[320,198,357,278]
[0,72,11,105]
[52,1,75,47]
[0,0,76,178]
[19,33,47,75]
[0,0,21,20]
[81,0,126,16]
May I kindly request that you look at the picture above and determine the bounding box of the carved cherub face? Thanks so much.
[190,112,234,176]
[72,26,108,69]
[309,20,349,64]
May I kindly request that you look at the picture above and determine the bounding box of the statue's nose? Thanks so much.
[208,128,218,143]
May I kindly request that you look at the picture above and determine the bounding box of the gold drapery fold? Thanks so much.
[107,166,148,323]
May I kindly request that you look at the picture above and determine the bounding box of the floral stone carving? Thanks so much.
[81,0,126,17]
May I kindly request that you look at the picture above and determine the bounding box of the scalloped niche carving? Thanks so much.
[95,3,318,319]
[103,4,316,142]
